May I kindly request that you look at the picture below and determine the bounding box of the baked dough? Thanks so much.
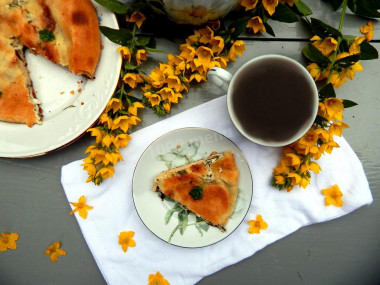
[0,0,101,127]
[153,151,239,231]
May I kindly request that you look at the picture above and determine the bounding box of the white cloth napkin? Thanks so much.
[61,95,373,285]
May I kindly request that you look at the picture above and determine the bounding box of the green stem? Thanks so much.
[326,0,348,84]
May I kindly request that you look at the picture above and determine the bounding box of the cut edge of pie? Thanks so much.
[153,151,239,232]
[0,0,101,127]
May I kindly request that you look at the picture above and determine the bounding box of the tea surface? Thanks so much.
[231,58,315,143]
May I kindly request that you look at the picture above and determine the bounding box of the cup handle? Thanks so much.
[208,67,233,93]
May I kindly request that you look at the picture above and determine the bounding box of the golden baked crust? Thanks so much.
[153,151,239,230]
[0,0,100,127]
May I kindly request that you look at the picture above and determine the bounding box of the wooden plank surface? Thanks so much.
[1,37,379,284]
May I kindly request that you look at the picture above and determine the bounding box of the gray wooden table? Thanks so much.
[1,1,379,284]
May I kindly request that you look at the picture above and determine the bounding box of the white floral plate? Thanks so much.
[132,127,253,248]
[0,2,121,158]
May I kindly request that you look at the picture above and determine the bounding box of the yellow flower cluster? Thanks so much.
[273,98,348,191]
[83,18,146,185]
[306,20,374,89]
[143,25,246,114]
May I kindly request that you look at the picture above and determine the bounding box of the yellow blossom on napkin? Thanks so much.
[118,231,136,252]
[248,215,268,234]
[148,272,170,285]
[44,241,66,263]
[70,196,93,219]
[0,232,19,252]
[322,185,343,207]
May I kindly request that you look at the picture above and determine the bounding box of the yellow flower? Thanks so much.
[85,146,106,164]
[209,36,224,54]
[82,163,97,182]
[360,21,374,42]
[163,101,171,113]
[96,165,115,179]
[314,37,338,56]
[211,56,228,69]
[186,30,201,45]
[87,127,103,143]
[247,16,266,34]
[198,26,214,44]
[323,98,344,121]
[136,49,148,65]
[158,87,182,104]
[241,0,258,10]
[118,231,136,252]
[117,46,131,62]
[248,215,268,234]
[44,241,66,263]
[148,272,170,285]
[126,11,146,28]
[113,116,130,132]
[123,73,144,89]
[102,134,113,148]
[0,232,19,252]
[288,172,302,186]
[329,122,349,137]
[105,98,123,114]
[99,112,116,129]
[320,140,339,154]
[113,133,131,148]
[149,68,166,88]
[274,175,285,185]
[283,153,301,167]
[262,0,279,16]
[70,196,93,219]
[179,44,196,62]
[189,73,206,83]
[329,70,347,88]
[159,63,175,76]
[195,46,213,67]
[279,0,298,6]
[165,75,183,91]
[128,101,144,116]
[306,63,323,81]
[322,184,343,207]
[344,61,363,80]
[228,40,246,61]
[297,129,319,155]
[144,92,160,107]
[348,36,365,55]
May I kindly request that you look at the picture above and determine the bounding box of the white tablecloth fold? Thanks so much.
[61,95,372,285]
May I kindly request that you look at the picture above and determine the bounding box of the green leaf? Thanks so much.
[196,217,209,232]
[135,37,151,47]
[178,210,188,235]
[347,0,380,18]
[99,26,132,46]
[359,41,379,60]
[343,99,358,108]
[294,0,313,16]
[302,43,331,66]
[124,62,139,70]
[228,16,250,39]
[318,83,336,101]
[39,29,55,42]
[264,22,275,37]
[311,18,342,39]
[94,0,130,14]
[328,0,344,10]
[335,54,360,68]
[272,3,299,23]
[145,47,167,53]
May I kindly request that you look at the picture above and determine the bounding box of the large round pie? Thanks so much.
[0,0,101,127]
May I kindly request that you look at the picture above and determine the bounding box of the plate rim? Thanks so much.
[132,127,253,248]
[0,4,121,158]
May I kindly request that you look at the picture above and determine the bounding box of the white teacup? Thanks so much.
[208,54,319,147]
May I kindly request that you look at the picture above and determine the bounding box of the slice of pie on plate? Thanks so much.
[0,0,101,127]
[153,151,239,231]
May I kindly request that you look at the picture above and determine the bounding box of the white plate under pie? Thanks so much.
[0,3,121,158]
[132,127,253,248]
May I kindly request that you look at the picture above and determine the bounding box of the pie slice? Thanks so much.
[0,0,101,127]
[153,151,239,231]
